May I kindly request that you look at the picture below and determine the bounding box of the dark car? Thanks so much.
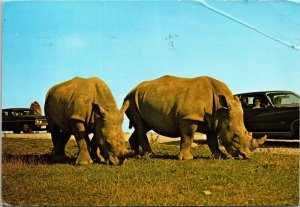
[2,108,48,133]
[235,91,299,139]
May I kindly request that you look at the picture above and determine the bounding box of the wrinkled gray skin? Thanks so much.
[122,75,267,160]
[45,77,127,165]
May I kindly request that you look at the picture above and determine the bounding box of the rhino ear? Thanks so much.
[234,95,240,102]
[218,95,228,109]
[92,104,107,118]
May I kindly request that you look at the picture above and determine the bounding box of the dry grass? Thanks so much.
[1,137,299,206]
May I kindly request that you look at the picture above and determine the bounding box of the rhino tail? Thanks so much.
[129,121,133,129]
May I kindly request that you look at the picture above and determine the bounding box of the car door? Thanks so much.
[243,106,290,132]
[242,93,295,133]
[2,110,18,131]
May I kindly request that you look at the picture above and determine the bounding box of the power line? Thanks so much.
[195,0,300,52]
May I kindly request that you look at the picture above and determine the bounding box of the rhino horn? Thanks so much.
[251,135,267,149]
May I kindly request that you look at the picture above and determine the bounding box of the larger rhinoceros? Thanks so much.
[122,75,267,160]
[45,77,127,165]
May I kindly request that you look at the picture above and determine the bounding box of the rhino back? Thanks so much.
[45,77,117,131]
[127,75,233,136]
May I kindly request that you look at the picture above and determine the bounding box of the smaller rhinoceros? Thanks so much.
[45,77,127,165]
[122,75,267,160]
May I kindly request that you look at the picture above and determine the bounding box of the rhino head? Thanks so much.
[92,104,128,165]
[217,95,267,159]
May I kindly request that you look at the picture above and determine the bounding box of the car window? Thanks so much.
[14,111,23,116]
[269,93,300,107]
[247,97,254,105]
[241,95,268,108]
[2,111,9,116]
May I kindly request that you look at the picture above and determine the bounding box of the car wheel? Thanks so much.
[22,124,32,133]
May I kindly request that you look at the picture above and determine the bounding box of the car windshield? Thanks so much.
[267,92,300,107]
[14,109,37,116]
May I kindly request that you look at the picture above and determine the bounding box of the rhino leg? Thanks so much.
[206,133,228,159]
[90,135,105,163]
[178,120,197,160]
[50,126,71,162]
[71,121,93,165]
[127,109,152,156]
[128,131,140,155]
[136,127,152,157]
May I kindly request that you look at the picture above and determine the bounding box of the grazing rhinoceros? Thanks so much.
[122,75,267,160]
[45,77,127,165]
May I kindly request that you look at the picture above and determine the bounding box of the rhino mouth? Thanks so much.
[238,150,251,159]
[230,149,251,160]
[98,151,124,165]
[95,146,125,165]
[224,145,251,160]
[107,153,125,165]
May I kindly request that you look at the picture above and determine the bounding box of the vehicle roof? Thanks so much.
[2,108,34,111]
[235,90,296,96]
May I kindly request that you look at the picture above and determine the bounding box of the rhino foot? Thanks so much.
[91,155,105,164]
[75,151,93,165]
[134,152,155,159]
[211,152,232,160]
[177,151,193,160]
[52,152,68,163]
[91,148,106,164]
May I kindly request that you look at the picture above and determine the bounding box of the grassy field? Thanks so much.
[2,137,299,206]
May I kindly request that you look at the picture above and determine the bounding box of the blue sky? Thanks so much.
[2,0,300,131]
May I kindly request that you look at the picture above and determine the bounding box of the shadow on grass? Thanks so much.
[163,140,207,146]
[263,141,299,148]
[2,153,76,165]
[163,138,300,148]
[152,153,211,160]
